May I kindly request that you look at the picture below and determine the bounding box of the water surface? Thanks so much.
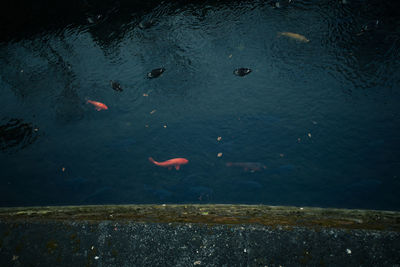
[1,0,400,209]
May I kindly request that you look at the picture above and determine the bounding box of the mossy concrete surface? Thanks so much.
[1,204,399,230]
[0,204,400,266]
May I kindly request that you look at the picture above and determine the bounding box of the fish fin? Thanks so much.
[175,165,180,170]
[96,107,101,111]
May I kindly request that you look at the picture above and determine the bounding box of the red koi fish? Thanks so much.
[87,100,108,111]
[149,157,188,170]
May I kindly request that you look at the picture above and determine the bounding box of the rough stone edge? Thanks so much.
[0,204,399,231]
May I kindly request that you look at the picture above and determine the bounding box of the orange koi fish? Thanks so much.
[87,100,108,111]
[149,157,189,170]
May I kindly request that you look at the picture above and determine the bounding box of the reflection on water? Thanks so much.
[0,0,400,209]
[0,118,39,152]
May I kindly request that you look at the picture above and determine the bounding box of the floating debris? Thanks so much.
[308,133,312,138]
[217,152,223,158]
[346,248,352,254]
[61,167,66,172]
[148,68,165,78]
[163,125,167,128]
[279,153,285,158]
[278,32,310,43]
[110,80,123,92]
[297,138,301,142]
[194,260,201,265]
[234,68,252,77]
[143,93,149,97]
[150,110,157,115]
[217,136,222,141]
[94,256,99,260]
[228,54,233,58]
[20,69,24,73]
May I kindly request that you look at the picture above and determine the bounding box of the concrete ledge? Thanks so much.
[1,204,399,231]
[1,205,400,266]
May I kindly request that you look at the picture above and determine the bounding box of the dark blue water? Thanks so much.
[1,0,400,209]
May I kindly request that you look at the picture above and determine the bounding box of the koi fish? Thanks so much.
[149,157,188,170]
[234,68,252,77]
[87,100,108,111]
[147,68,165,78]
[278,32,310,43]
[226,162,267,172]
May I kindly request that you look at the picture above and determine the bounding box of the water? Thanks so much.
[1,0,400,209]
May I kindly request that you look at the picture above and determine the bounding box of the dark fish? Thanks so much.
[147,68,165,78]
[110,80,123,92]
[226,162,267,172]
[138,19,156,29]
[234,68,252,77]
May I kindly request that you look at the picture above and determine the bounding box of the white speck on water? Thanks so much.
[194,261,201,265]
[300,207,304,210]
[94,256,99,260]
[346,249,352,254]
[91,246,94,250]
[244,248,247,253]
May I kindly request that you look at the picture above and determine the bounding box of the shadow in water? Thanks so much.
[0,118,39,153]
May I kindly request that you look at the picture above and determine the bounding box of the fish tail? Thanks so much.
[149,157,157,164]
